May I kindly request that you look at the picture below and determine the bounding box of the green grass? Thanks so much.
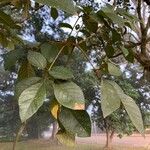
[0,140,148,150]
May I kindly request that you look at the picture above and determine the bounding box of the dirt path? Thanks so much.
[77,134,150,148]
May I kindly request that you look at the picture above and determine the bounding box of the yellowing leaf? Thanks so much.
[74,103,85,110]
[50,100,59,119]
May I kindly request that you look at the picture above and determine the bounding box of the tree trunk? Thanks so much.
[50,121,57,140]
[105,130,114,150]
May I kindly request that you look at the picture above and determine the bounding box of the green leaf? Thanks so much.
[105,44,115,58]
[6,40,15,50]
[101,79,144,134]
[54,82,85,110]
[112,29,121,43]
[49,66,74,80]
[35,0,76,14]
[121,95,144,134]
[122,47,129,57]
[0,10,20,29]
[101,79,121,117]
[27,51,47,69]
[19,82,46,122]
[124,49,134,63]
[18,62,35,81]
[3,49,25,70]
[40,43,60,63]
[59,23,73,30]
[59,107,91,137]
[15,77,42,99]
[106,13,125,27]
[56,131,75,147]
[108,62,121,76]
[83,15,98,33]
[51,7,58,20]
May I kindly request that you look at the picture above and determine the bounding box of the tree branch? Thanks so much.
[137,0,145,31]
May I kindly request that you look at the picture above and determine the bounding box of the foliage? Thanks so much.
[0,0,149,147]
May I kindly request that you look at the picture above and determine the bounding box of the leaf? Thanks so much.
[27,51,47,69]
[7,40,15,50]
[15,77,42,99]
[122,47,129,57]
[83,15,98,33]
[51,7,58,20]
[19,82,46,122]
[0,10,19,29]
[0,31,8,48]
[59,23,73,30]
[101,79,121,117]
[50,100,59,119]
[106,13,125,27]
[18,62,35,81]
[40,43,60,63]
[121,95,144,134]
[49,66,74,80]
[105,44,115,58]
[101,79,144,134]
[56,130,75,147]
[112,29,121,43]
[124,49,134,63]
[58,107,91,137]
[3,49,25,70]
[108,62,121,76]
[35,0,76,14]
[54,82,85,110]
[44,78,54,97]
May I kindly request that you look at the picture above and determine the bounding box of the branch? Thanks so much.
[76,45,97,71]
[13,122,26,150]
[68,15,81,37]
[145,15,150,33]
[124,41,141,48]
[146,37,150,43]
[48,44,67,71]
[76,44,104,80]
[137,0,150,55]
[111,52,123,58]
[137,0,145,31]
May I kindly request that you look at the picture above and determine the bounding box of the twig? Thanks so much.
[13,122,26,150]
[111,52,123,58]
[49,44,67,71]
[68,15,81,37]
[137,0,145,30]
[76,45,97,71]
[76,44,103,80]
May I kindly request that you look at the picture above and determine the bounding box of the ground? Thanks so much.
[77,134,150,148]
[0,134,150,150]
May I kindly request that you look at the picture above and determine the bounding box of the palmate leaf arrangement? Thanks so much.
[0,0,144,146]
